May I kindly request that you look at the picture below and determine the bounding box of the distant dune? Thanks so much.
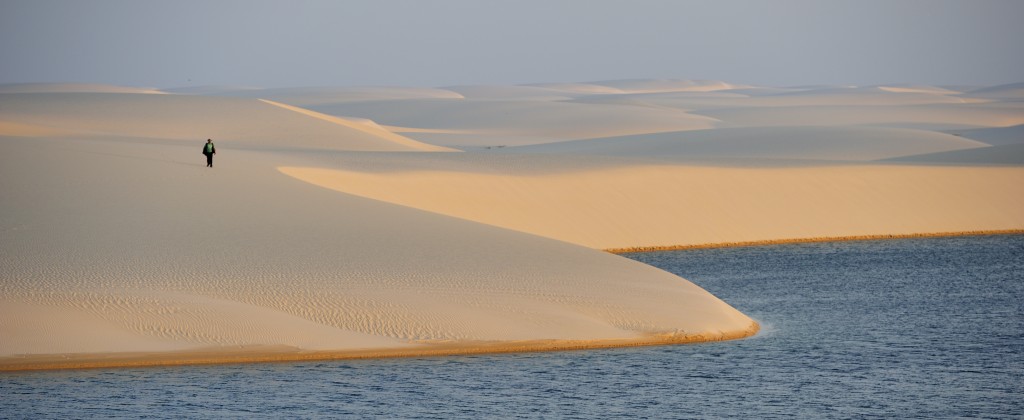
[2,79,1022,370]
[181,86,466,106]
[310,98,718,147]
[502,126,988,161]
[962,82,1024,99]
[0,83,165,94]
[946,124,1024,146]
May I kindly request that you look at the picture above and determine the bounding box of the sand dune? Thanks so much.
[0,134,756,368]
[875,85,961,95]
[962,82,1024,99]
[523,82,627,95]
[885,143,1024,164]
[3,79,1022,370]
[311,98,718,147]
[0,83,165,94]
[588,79,743,93]
[525,79,742,95]
[0,92,445,152]
[694,103,1024,129]
[947,124,1024,146]
[443,84,576,101]
[281,162,1024,251]
[0,120,81,138]
[158,85,264,95]
[192,86,466,106]
[570,88,980,112]
[502,126,988,161]
[256,99,455,152]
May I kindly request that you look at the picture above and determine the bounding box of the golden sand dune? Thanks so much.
[2,80,1022,370]
[281,162,1024,251]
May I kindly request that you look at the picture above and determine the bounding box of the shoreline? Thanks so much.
[0,321,759,372]
[4,230,1022,372]
[604,229,1024,254]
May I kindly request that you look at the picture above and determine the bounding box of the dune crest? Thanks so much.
[257,99,457,152]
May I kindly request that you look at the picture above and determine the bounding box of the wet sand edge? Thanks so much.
[0,322,760,372]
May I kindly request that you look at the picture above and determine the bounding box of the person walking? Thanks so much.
[202,139,216,167]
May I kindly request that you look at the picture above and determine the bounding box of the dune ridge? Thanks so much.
[256,99,456,152]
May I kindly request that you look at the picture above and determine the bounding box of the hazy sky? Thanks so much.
[1,0,1022,88]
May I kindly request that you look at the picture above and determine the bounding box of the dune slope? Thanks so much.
[0,136,756,369]
[281,160,1024,250]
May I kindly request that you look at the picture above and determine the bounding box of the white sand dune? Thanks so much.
[758,87,976,105]
[0,92,447,152]
[875,84,962,95]
[3,79,1022,370]
[501,126,988,161]
[588,79,743,93]
[256,99,455,152]
[443,84,575,101]
[0,135,755,369]
[528,79,742,94]
[569,87,980,112]
[159,85,264,95]
[311,98,718,147]
[524,82,627,95]
[196,86,466,106]
[694,103,1024,129]
[0,120,81,138]
[0,83,165,94]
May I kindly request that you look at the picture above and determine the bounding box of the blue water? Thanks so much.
[2,235,1022,419]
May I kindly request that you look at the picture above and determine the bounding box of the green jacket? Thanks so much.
[203,142,216,155]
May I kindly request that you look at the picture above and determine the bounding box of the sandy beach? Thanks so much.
[2,80,1021,370]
